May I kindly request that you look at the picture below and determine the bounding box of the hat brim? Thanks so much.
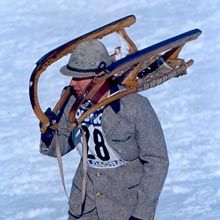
[60,65,98,78]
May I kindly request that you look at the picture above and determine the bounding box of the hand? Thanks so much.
[40,108,58,147]
[42,107,58,125]
[128,216,142,220]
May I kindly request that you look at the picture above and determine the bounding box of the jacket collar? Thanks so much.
[109,84,121,113]
[102,84,122,139]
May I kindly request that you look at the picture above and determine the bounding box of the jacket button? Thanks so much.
[95,172,101,177]
[95,192,102,197]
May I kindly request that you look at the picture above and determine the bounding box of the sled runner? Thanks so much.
[29,15,202,133]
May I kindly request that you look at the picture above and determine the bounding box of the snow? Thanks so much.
[0,0,220,219]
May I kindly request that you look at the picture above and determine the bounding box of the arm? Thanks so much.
[39,92,76,157]
[132,96,169,220]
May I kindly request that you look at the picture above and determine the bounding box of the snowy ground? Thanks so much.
[0,0,220,219]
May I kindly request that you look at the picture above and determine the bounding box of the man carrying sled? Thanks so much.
[39,39,169,220]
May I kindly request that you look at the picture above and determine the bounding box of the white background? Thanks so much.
[0,0,219,219]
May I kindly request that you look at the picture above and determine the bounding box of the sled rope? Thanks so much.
[55,130,69,199]
[81,126,88,204]
[55,127,88,205]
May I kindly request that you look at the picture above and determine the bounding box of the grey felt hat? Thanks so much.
[60,39,112,78]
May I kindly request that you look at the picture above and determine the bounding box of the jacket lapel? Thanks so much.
[102,101,121,140]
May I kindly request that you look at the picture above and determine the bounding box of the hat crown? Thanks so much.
[69,40,111,69]
[60,39,112,78]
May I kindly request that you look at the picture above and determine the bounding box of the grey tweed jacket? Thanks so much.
[40,92,169,220]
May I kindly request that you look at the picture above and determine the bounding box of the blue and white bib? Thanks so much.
[71,100,125,169]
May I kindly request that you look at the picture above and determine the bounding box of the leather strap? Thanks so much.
[55,130,69,199]
[55,128,88,205]
[80,126,88,204]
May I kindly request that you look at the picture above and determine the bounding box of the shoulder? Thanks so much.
[120,92,160,124]
[117,93,154,123]
[120,92,152,110]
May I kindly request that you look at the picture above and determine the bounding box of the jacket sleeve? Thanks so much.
[39,93,76,158]
[131,96,169,220]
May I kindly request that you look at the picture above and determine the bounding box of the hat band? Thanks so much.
[67,61,107,74]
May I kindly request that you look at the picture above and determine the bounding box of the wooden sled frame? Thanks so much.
[29,15,202,133]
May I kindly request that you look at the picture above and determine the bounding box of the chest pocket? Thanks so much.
[102,103,139,161]
[109,124,140,161]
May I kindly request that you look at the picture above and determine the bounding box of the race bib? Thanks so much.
[71,100,125,169]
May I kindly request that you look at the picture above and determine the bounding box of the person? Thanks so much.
[39,39,169,220]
